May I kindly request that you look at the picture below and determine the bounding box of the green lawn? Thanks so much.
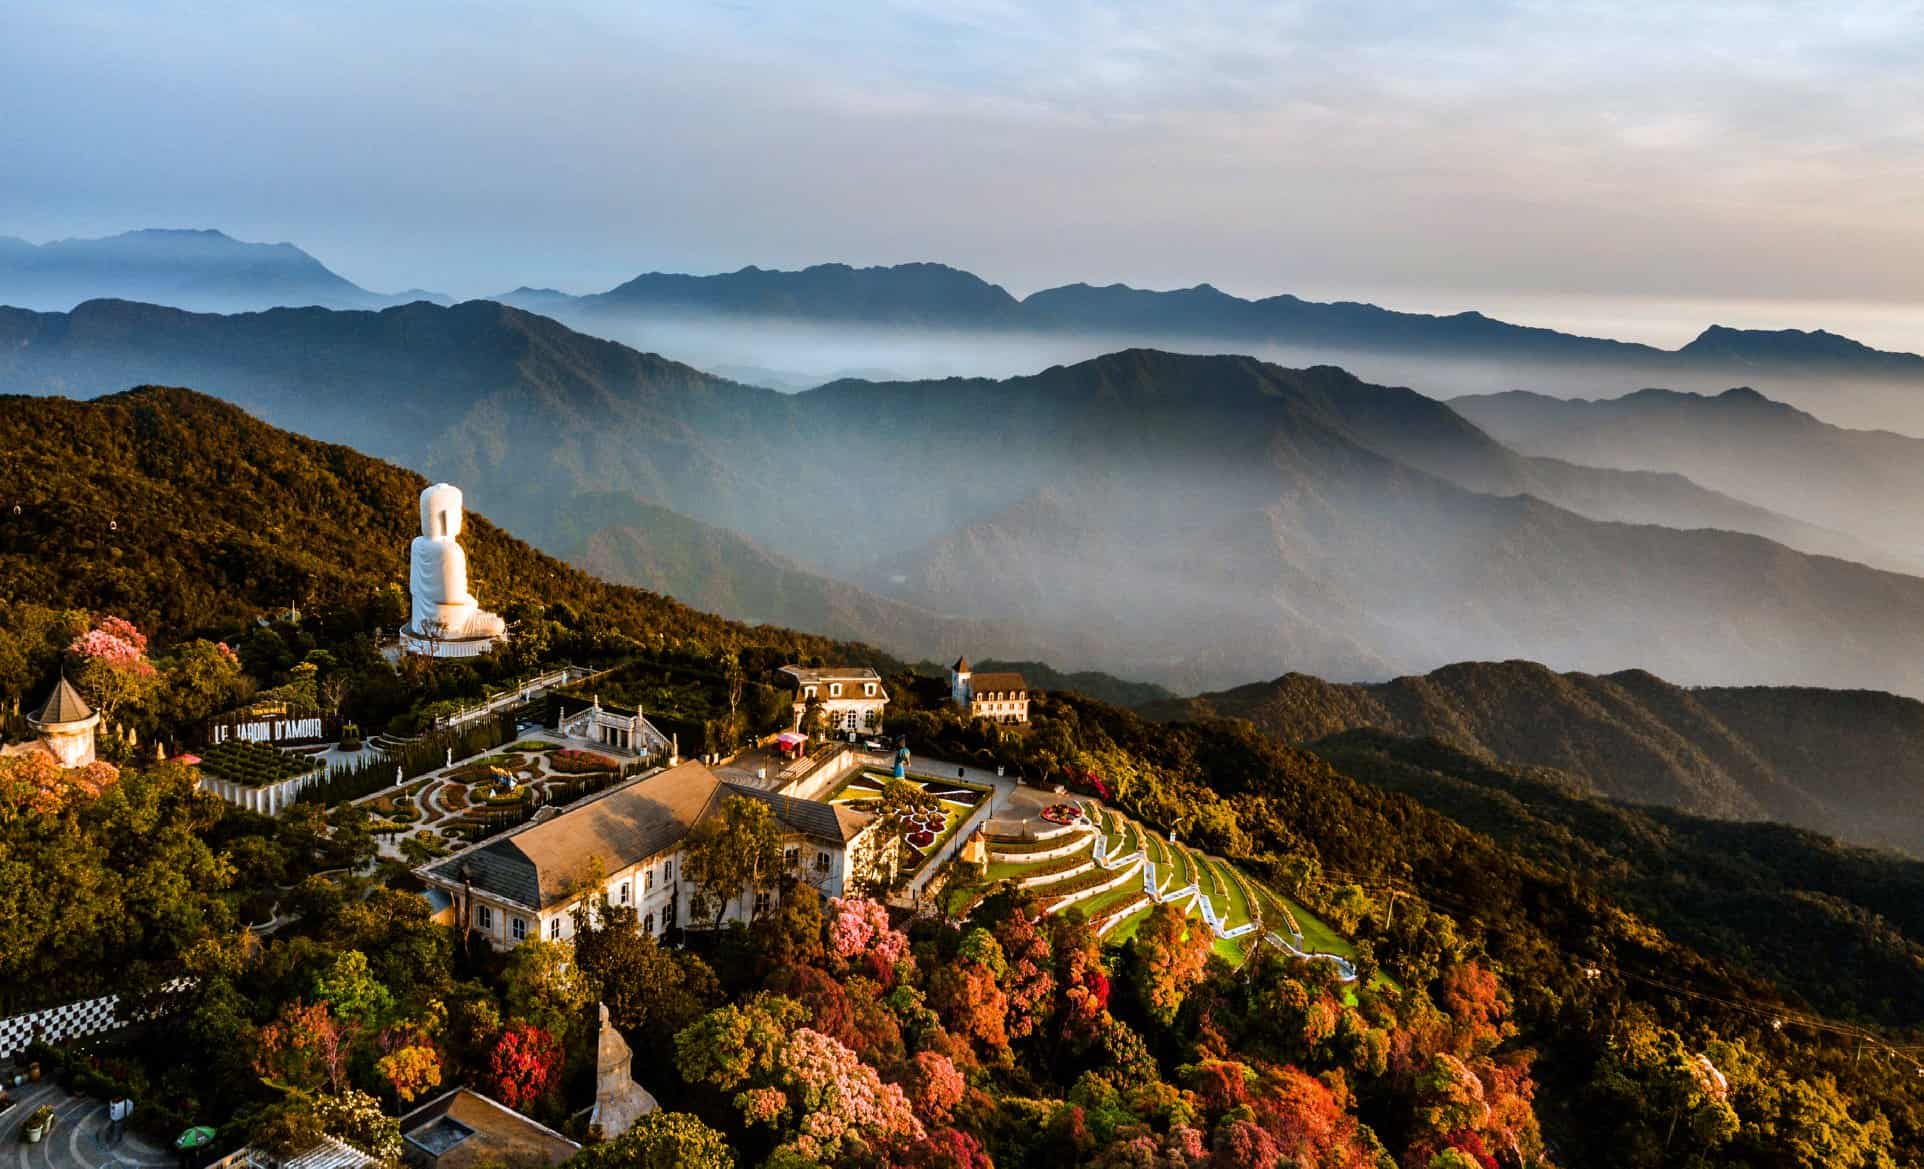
[1080,885,1147,922]
[1164,843,1194,890]
[1202,857,1253,930]
[1213,935,1252,965]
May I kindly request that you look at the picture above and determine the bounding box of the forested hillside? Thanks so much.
[1147,661,1924,855]
[4,387,1924,1166]
[0,385,887,674]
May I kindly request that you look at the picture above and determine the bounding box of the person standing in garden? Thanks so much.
[106,1094,133,1144]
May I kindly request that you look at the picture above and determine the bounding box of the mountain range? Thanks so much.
[4,228,1922,414]
[1148,660,1924,855]
[501,261,1924,377]
[9,298,1924,694]
[1453,386,1924,566]
[0,228,447,314]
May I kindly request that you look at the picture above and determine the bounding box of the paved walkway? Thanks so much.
[3,1081,173,1169]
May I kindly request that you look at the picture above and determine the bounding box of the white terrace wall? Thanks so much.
[198,770,321,815]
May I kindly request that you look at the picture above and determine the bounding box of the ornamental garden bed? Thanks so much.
[827,770,991,876]
[551,748,620,774]
[197,739,325,786]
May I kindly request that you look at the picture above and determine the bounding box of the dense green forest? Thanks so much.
[4,386,1922,1168]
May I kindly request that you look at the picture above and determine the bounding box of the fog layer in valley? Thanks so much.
[11,297,1924,697]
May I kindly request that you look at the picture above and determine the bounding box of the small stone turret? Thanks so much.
[29,676,98,767]
[588,1003,658,1139]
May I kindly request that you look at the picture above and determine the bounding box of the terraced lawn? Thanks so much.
[986,835,1093,882]
[947,798,1359,975]
[1201,856,1254,929]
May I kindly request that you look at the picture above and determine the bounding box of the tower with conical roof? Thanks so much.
[28,676,99,767]
[949,655,973,706]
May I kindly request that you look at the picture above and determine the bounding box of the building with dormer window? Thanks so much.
[949,656,1031,724]
[779,665,890,737]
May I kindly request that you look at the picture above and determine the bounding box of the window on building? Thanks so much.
[476,904,493,930]
[864,682,876,696]
[814,850,831,872]
[663,899,676,926]
[785,846,800,870]
[754,890,773,916]
[618,881,631,905]
[643,912,654,934]
[549,917,562,940]
[644,869,655,893]
[664,860,674,883]
[830,682,842,697]
[805,686,816,698]
[864,709,879,730]
[511,916,526,941]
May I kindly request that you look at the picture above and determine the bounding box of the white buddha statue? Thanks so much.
[403,483,506,656]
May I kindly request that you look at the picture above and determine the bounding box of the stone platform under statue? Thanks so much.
[400,482,507,658]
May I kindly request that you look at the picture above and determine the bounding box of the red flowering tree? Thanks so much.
[489,1022,563,1108]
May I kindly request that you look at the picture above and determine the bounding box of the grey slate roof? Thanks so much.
[32,676,94,726]
[722,781,876,844]
[780,665,884,687]
[427,760,725,908]
[424,761,875,907]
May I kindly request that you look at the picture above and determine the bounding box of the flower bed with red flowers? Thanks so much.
[1041,803,1085,825]
[550,748,619,774]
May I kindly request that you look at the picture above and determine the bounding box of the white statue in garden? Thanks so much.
[401,482,506,657]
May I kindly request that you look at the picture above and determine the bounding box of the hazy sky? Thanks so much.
[5,1,1922,347]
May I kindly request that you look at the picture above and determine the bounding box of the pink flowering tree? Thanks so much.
[676,996,923,1163]
[827,896,909,981]
[69,614,158,727]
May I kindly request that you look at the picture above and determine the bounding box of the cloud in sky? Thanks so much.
[4,0,1922,339]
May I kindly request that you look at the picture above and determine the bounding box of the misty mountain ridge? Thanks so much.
[0,227,448,313]
[498,257,1924,377]
[11,230,1924,420]
[1453,384,1924,567]
[1148,658,1924,857]
[10,297,1924,695]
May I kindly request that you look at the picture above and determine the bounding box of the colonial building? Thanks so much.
[780,665,889,737]
[950,657,1031,724]
[1,676,100,767]
[419,759,892,949]
[555,695,674,759]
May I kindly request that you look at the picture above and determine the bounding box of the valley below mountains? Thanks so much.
[8,297,1924,695]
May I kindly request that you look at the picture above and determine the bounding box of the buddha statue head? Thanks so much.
[420,482,464,541]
